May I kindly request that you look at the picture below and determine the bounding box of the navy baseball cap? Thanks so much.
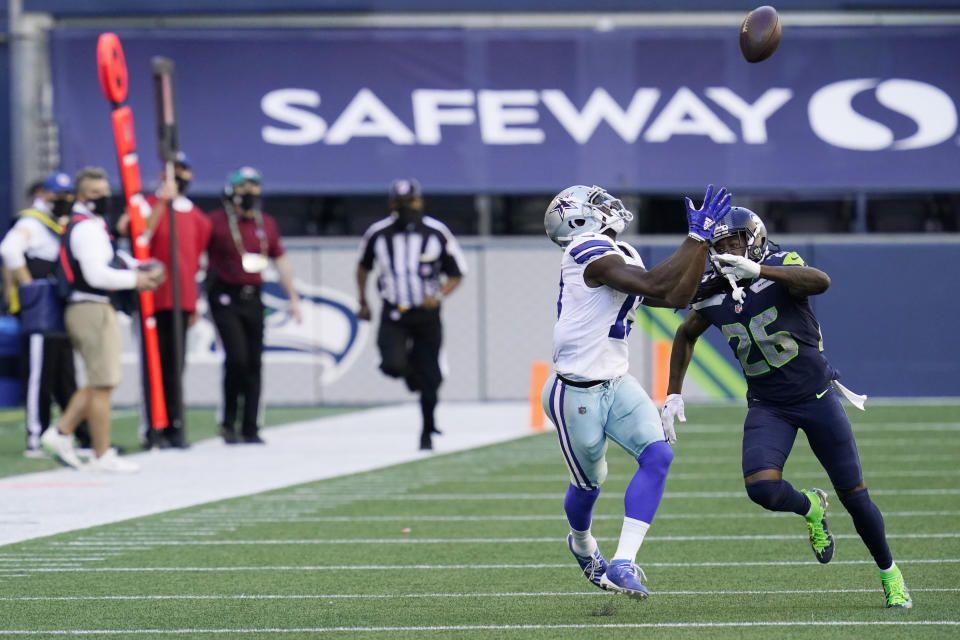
[174,151,191,168]
[41,171,74,194]
[388,178,422,201]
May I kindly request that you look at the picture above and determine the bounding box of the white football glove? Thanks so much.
[714,253,761,280]
[660,394,685,445]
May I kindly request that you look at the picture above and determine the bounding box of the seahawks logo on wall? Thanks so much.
[259,281,370,384]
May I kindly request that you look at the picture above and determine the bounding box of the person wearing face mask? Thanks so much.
[39,167,165,473]
[120,152,212,450]
[206,167,301,445]
[0,171,92,457]
[356,179,466,451]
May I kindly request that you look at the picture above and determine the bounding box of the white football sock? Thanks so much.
[612,517,650,563]
[569,528,597,556]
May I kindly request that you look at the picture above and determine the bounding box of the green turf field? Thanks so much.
[0,406,355,479]
[0,403,957,638]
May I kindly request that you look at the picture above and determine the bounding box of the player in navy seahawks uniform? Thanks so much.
[661,207,912,609]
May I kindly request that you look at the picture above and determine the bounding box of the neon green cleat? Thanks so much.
[880,564,913,609]
[800,488,835,564]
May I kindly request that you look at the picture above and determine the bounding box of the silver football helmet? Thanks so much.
[544,185,634,247]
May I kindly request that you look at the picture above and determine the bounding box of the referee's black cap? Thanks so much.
[388,178,422,201]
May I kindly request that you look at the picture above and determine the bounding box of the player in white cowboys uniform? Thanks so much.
[542,184,731,599]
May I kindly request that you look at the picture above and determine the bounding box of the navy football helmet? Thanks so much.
[711,206,768,264]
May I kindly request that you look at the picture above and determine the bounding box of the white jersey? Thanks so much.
[552,232,645,381]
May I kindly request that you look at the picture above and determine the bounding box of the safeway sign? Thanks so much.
[261,81,959,151]
[51,26,960,193]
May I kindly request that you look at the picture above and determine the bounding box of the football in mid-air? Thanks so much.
[740,5,781,63]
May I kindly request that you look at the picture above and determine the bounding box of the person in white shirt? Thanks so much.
[0,172,93,456]
[39,167,165,473]
[541,184,730,600]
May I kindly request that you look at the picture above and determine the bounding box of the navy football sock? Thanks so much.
[624,441,674,523]
[564,484,600,532]
[839,488,893,569]
[745,479,810,515]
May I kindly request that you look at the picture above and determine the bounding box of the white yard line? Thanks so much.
[677,422,960,432]
[144,510,960,524]
[678,454,960,462]
[1,621,958,634]
[0,403,531,547]
[238,488,960,501]
[429,469,960,482]
[0,587,958,601]
[58,533,960,547]
[9,558,960,572]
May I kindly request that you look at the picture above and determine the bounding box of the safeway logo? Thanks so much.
[261,87,792,146]
[808,78,958,151]
[261,81,957,151]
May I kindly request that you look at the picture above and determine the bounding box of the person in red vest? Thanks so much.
[142,153,211,449]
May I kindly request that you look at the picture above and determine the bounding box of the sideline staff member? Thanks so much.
[206,167,300,445]
[40,167,164,472]
[127,153,212,449]
[0,171,90,456]
[357,179,466,451]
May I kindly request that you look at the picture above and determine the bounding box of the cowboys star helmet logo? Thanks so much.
[550,197,575,221]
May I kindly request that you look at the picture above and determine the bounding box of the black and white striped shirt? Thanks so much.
[358,215,467,309]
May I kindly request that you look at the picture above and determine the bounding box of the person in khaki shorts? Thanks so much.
[40,167,164,473]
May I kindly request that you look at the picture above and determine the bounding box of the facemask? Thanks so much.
[175,177,191,195]
[234,193,261,212]
[609,218,626,235]
[87,196,111,216]
[51,198,73,219]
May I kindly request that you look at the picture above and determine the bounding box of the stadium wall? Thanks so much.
[105,236,960,408]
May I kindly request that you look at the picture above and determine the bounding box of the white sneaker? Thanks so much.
[86,448,140,473]
[40,428,83,469]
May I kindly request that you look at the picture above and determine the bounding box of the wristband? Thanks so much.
[687,232,708,243]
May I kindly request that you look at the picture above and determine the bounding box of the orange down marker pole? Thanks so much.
[97,33,168,429]
[529,361,550,432]
[651,339,672,407]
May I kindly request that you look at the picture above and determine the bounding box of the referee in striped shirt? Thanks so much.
[357,179,466,451]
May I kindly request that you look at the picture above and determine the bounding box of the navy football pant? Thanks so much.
[742,391,862,491]
[742,390,893,568]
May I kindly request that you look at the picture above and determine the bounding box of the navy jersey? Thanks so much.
[691,250,838,406]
